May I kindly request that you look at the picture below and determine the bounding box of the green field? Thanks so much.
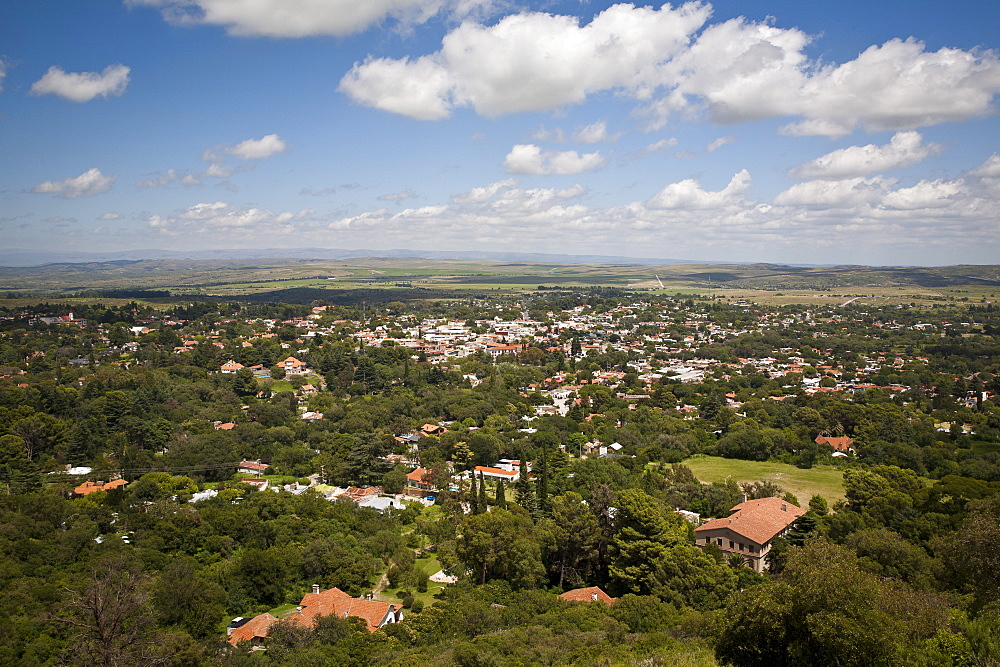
[681,455,846,505]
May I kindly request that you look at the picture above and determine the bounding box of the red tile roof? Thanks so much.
[695,497,805,545]
[559,586,616,605]
[73,479,128,496]
[815,435,854,452]
[227,612,278,645]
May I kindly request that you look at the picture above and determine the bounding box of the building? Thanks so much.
[558,586,616,605]
[227,586,402,647]
[220,360,244,374]
[694,497,805,572]
[405,468,435,495]
[471,465,520,483]
[72,479,128,497]
[277,356,309,375]
[815,434,854,452]
[238,460,268,476]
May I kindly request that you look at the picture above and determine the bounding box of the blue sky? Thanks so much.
[2,0,999,265]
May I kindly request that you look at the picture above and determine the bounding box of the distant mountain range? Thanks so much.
[0,247,751,268]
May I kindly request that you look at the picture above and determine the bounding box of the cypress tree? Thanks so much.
[495,478,507,509]
[478,472,489,511]
[470,470,480,514]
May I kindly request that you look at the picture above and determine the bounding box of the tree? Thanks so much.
[715,539,949,667]
[469,471,480,515]
[808,494,829,516]
[456,507,545,588]
[494,478,507,509]
[608,488,688,595]
[548,492,600,588]
[58,557,166,666]
[478,472,489,511]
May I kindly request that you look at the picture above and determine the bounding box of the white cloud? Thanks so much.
[644,138,679,154]
[647,170,750,209]
[149,201,313,232]
[790,131,942,180]
[29,64,130,102]
[774,177,892,208]
[0,57,8,92]
[340,4,1000,137]
[338,55,455,120]
[226,133,287,160]
[340,3,711,119]
[137,169,198,189]
[706,136,735,152]
[452,178,518,204]
[503,144,607,175]
[130,0,491,38]
[882,179,965,210]
[31,168,116,198]
[573,121,622,144]
[98,212,123,220]
[969,153,1000,179]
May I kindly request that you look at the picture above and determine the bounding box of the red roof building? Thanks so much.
[227,587,402,647]
[695,497,805,572]
[815,435,854,452]
[558,586,616,605]
[72,479,128,496]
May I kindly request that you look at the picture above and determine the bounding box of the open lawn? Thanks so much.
[375,553,448,609]
[681,455,846,505]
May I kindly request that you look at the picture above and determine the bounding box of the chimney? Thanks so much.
[781,504,787,512]
[312,584,320,595]
[591,593,598,601]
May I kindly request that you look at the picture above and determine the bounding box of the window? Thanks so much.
[717,538,723,546]
[729,541,734,549]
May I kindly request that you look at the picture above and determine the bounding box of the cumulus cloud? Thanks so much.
[31,168,116,198]
[774,177,891,208]
[129,0,491,38]
[969,153,1000,179]
[340,4,1000,137]
[789,131,942,180]
[706,136,735,152]
[341,3,711,118]
[647,170,751,209]
[503,144,607,175]
[30,64,130,102]
[226,133,287,160]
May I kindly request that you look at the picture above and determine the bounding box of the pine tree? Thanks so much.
[478,472,489,511]
[495,478,507,509]
[469,471,480,514]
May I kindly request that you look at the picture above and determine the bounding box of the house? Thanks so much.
[277,356,309,375]
[559,586,616,606]
[238,460,268,476]
[227,586,402,647]
[419,423,447,437]
[220,360,244,374]
[815,434,854,452]
[472,465,519,483]
[72,479,128,497]
[694,497,805,572]
[405,468,435,494]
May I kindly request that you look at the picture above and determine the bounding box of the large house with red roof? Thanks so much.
[227,586,403,647]
[815,434,854,452]
[694,497,805,572]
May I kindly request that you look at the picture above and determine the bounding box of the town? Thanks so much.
[1,288,998,665]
